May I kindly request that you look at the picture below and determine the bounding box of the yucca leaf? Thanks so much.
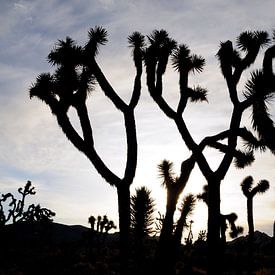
[234,150,255,169]
[189,86,208,102]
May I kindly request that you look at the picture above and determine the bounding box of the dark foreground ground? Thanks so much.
[0,223,275,275]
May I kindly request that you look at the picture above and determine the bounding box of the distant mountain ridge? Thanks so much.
[227,230,274,252]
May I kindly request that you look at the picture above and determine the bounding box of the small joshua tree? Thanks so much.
[130,186,155,239]
[0,181,55,226]
[88,215,96,231]
[156,158,195,275]
[241,176,270,253]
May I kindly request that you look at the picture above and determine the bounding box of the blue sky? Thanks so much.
[0,0,274,239]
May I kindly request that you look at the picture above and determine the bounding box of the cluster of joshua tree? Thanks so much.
[88,214,117,234]
[29,26,275,274]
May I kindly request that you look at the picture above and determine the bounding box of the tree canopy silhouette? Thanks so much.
[29,26,144,274]
[142,29,275,274]
[29,27,275,275]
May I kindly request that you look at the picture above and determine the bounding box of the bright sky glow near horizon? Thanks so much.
[0,0,275,240]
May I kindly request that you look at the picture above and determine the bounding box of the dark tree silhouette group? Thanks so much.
[88,214,117,233]
[29,27,275,274]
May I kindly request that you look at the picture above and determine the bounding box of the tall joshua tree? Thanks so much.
[143,29,275,274]
[29,27,145,274]
[240,176,270,248]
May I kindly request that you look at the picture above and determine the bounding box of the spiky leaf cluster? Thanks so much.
[178,194,196,226]
[233,150,255,169]
[236,31,270,52]
[85,26,108,56]
[172,44,205,73]
[30,28,108,113]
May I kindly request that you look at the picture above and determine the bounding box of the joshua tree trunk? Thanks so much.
[156,194,177,275]
[207,179,222,275]
[117,184,131,275]
[247,196,254,274]
[247,197,254,242]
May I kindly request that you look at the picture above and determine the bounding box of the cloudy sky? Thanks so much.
[0,0,274,239]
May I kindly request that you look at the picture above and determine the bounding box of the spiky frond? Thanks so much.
[178,194,196,222]
[172,44,205,73]
[128,32,145,48]
[254,31,270,48]
[252,179,270,195]
[188,86,208,102]
[171,44,191,71]
[240,127,267,152]
[190,54,205,73]
[234,150,255,169]
[147,29,169,46]
[85,26,108,56]
[237,31,254,51]
[241,176,253,197]
[48,37,83,66]
[88,26,108,45]
[251,98,275,154]
[158,159,175,188]
[237,31,269,52]
[29,73,55,102]
[157,37,177,75]
[244,70,267,99]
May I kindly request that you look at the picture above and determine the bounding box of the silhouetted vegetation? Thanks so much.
[29,27,145,274]
[130,186,155,274]
[155,158,196,274]
[89,214,117,234]
[131,186,155,239]
[197,184,243,246]
[142,29,275,274]
[241,176,270,271]
[28,27,275,274]
[0,180,55,226]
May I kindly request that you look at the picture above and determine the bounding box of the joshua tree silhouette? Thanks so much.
[0,181,55,226]
[29,27,144,274]
[96,215,101,232]
[156,158,195,274]
[88,215,96,231]
[130,186,155,274]
[130,186,155,239]
[142,29,275,274]
[241,176,270,257]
